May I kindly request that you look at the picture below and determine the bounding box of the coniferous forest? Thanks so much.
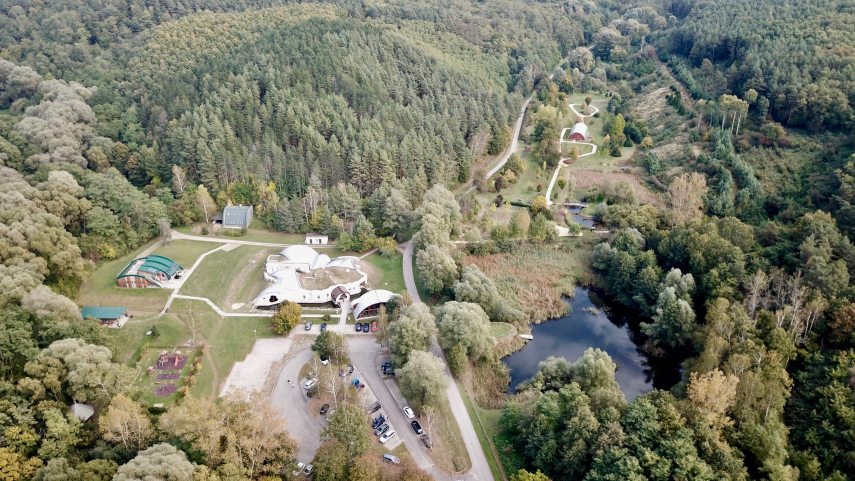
[0,1,853,481]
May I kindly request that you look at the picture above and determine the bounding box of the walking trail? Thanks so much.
[544,103,599,208]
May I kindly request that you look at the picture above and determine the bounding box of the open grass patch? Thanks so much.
[104,314,188,365]
[464,240,596,324]
[167,299,274,398]
[489,322,515,339]
[153,240,217,268]
[180,245,275,308]
[363,252,406,294]
[78,242,170,314]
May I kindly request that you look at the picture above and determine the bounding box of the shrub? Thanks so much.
[271,301,301,335]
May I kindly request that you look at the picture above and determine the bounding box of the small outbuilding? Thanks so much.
[305,233,329,245]
[81,306,130,328]
[222,205,253,229]
[569,122,589,142]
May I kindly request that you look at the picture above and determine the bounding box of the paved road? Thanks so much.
[270,349,321,463]
[401,242,494,481]
[347,337,448,480]
[171,230,338,249]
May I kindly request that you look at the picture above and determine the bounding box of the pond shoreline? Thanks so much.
[501,286,682,400]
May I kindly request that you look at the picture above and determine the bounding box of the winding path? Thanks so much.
[483,71,558,182]
[544,103,600,207]
[401,241,494,481]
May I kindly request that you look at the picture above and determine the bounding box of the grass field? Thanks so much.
[104,299,274,402]
[429,397,472,473]
[180,245,276,309]
[364,252,406,294]
[489,322,516,339]
[78,242,170,314]
[152,240,217,268]
[169,299,274,398]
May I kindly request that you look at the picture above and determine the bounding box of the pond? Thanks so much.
[567,205,597,229]
[503,287,680,400]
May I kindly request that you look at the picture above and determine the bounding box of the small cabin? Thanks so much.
[305,233,329,245]
[569,122,589,142]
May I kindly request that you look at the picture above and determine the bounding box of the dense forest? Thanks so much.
[1,0,854,481]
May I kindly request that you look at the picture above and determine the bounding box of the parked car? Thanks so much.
[352,378,360,387]
[367,402,382,413]
[347,364,354,375]
[306,386,318,398]
[372,415,386,429]
[374,423,390,436]
[320,404,330,416]
[292,462,305,476]
[419,433,433,449]
[304,321,312,331]
[320,322,328,332]
[355,322,362,332]
[410,420,424,434]
[304,378,318,390]
[383,454,401,465]
[371,321,378,332]
[379,430,396,444]
[302,464,313,475]
[402,406,415,419]
[320,355,329,365]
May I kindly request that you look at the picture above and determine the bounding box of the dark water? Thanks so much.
[503,287,680,400]
[567,205,596,229]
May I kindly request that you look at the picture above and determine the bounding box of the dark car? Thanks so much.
[374,423,390,436]
[320,322,328,332]
[372,415,386,429]
[368,402,382,414]
[410,420,424,435]
[347,364,354,375]
[306,386,319,398]
[419,433,433,449]
[320,404,330,415]
[359,322,368,332]
[355,322,362,332]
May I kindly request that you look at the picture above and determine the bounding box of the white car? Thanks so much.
[403,406,415,419]
[303,378,318,390]
[379,430,396,444]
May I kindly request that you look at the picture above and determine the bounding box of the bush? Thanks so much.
[271,301,301,335]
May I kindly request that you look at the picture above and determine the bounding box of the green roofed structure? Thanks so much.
[81,306,129,328]
[116,254,184,288]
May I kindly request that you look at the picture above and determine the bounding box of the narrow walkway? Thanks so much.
[544,103,601,207]
[170,230,338,249]
[160,244,228,314]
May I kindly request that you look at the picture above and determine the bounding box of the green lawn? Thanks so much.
[170,299,275,399]
[107,299,276,403]
[180,245,276,309]
[428,396,472,473]
[489,322,516,339]
[364,252,406,294]
[153,240,218,268]
[78,242,170,314]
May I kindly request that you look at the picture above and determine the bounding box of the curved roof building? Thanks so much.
[352,290,397,319]
[116,255,183,288]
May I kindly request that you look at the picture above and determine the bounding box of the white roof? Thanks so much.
[70,403,95,421]
[571,122,588,136]
[311,254,332,270]
[352,290,397,319]
[279,245,319,265]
